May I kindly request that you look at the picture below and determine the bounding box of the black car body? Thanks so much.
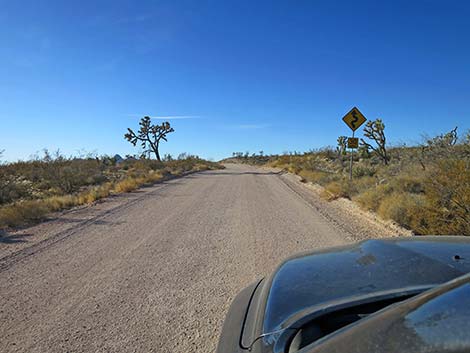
[217,236,470,353]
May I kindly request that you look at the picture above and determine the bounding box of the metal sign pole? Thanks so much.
[349,130,355,181]
[342,107,366,181]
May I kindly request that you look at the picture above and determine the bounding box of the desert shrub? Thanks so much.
[353,160,469,235]
[353,165,376,178]
[352,176,377,194]
[192,163,211,172]
[226,129,468,236]
[354,164,423,194]
[318,173,341,185]
[285,164,302,174]
[122,159,164,172]
[0,154,108,196]
[421,160,470,235]
[0,155,222,229]
[377,193,428,230]
[0,178,34,204]
[46,195,78,211]
[298,170,327,184]
[144,171,164,183]
[401,178,424,194]
[77,183,113,204]
[113,179,139,193]
[322,179,357,200]
[354,184,391,211]
[0,200,49,228]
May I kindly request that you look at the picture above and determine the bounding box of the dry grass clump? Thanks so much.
[322,180,354,200]
[421,160,470,235]
[77,183,113,204]
[354,185,390,211]
[113,179,139,193]
[0,201,49,228]
[298,170,328,184]
[376,193,428,230]
[353,161,469,235]
[47,195,78,210]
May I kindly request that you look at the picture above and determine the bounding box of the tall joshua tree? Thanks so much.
[124,116,174,161]
[336,136,348,156]
[361,119,389,165]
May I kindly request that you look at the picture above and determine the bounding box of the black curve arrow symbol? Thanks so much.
[351,110,359,129]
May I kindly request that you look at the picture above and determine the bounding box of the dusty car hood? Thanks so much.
[243,236,470,352]
[264,236,470,333]
[307,273,470,353]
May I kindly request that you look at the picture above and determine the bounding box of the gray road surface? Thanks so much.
[0,164,358,353]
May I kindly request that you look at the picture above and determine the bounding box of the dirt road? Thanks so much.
[0,164,397,352]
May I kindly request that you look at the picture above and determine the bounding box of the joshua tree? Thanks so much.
[124,116,174,161]
[336,136,348,156]
[361,119,389,165]
[426,126,458,149]
[357,142,370,159]
[419,127,460,170]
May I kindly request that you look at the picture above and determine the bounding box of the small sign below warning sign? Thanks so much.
[347,137,359,149]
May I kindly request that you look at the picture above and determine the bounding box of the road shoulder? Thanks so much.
[267,167,412,240]
[0,175,191,269]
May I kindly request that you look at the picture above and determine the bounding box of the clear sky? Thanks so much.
[1,0,469,161]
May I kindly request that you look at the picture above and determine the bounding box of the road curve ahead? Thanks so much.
[1,164,352,353]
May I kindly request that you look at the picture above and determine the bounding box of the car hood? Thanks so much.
[306,273,470,353]
[244,236,470,352]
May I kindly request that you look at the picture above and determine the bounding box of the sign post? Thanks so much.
[342,107,367,180]
[348,132,355,181]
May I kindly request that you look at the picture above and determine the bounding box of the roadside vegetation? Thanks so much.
[0,150,222,230]
[0,116,222,230]
[228,124,470,236]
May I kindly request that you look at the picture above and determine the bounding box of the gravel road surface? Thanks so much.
[0,164,398,352]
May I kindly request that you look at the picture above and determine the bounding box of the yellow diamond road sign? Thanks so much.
[342,107,367,131]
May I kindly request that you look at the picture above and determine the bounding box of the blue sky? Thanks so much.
[1,0,469,161]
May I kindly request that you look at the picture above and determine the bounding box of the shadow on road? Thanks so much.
[50,217,126,227]
[0,231,33,244]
